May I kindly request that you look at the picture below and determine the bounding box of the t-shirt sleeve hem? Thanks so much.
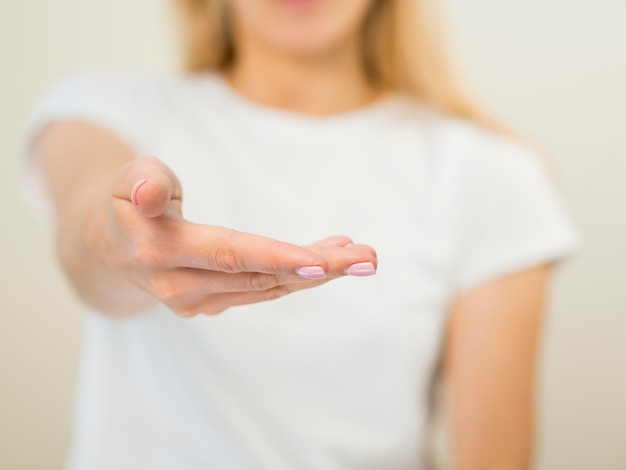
[17,70,147,222]
[453,228,583,295]
[18,111,144,223]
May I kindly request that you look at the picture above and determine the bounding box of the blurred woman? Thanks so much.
[21,0,580,468]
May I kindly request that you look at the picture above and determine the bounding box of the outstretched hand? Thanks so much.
[102,157,377,317]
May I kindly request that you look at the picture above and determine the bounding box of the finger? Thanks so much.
[309,235,353,249]
[173,279,328,318]
[151,257,358,305]
[177,223,331,278]
[149,268,283,302]
[314,243,378,277]
[113,156,182,218]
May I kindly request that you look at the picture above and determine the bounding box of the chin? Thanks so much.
[231,0,373,58]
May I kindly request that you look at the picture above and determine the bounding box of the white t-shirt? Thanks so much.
[20,68,581,470]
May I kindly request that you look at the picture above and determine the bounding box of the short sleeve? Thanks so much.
[450,131,582,293]
[17,68,151,220]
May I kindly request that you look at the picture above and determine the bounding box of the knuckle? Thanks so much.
[214,246,240,272]
[246,272,278,291]
[132,240,164,270]
[149,275,183,302]
[264,286,289,302]
[212,231,242,273]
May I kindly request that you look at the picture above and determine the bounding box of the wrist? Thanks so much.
[57,187,157,316]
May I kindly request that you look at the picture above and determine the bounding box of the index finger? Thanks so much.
[175,222,330,279]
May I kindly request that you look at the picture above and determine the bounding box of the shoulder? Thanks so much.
[453,123,553,207]
[387,98,551,200]
[63,68,232,116]
[28,67,197,151]
[43,66,180,107]
[413,108,551,193]
[412,117,582,292]
[385,96,542,171]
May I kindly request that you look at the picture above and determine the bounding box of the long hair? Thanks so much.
[172,0,512,136]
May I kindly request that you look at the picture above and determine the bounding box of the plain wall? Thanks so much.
[1,0,624,468]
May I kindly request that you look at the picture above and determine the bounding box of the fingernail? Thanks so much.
[344,242,353,247]
[131,179,147,207]
[295,266,327,280]
[345,262,376,277]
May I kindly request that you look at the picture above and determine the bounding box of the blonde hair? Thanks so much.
[173,0,512,136]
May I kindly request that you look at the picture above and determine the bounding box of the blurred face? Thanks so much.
[228,0,376,58]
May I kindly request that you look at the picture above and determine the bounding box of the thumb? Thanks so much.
[114,156,182,218]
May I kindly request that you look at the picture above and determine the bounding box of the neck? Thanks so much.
[224,33,382,116]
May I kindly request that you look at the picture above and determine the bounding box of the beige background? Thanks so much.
[1,0,624,468]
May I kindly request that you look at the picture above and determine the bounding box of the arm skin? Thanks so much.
[443,264,551,469]
[35,120,156,314]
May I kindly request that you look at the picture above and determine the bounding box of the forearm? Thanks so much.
[36,121,156,316]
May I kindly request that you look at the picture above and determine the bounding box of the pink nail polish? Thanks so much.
[345,262,376,277]
[131,179,147,207]
[295,266,327,280]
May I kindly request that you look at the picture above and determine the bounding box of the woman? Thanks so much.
[21,0,580,468]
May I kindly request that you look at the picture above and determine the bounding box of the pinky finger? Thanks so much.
[173,280,327,318]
